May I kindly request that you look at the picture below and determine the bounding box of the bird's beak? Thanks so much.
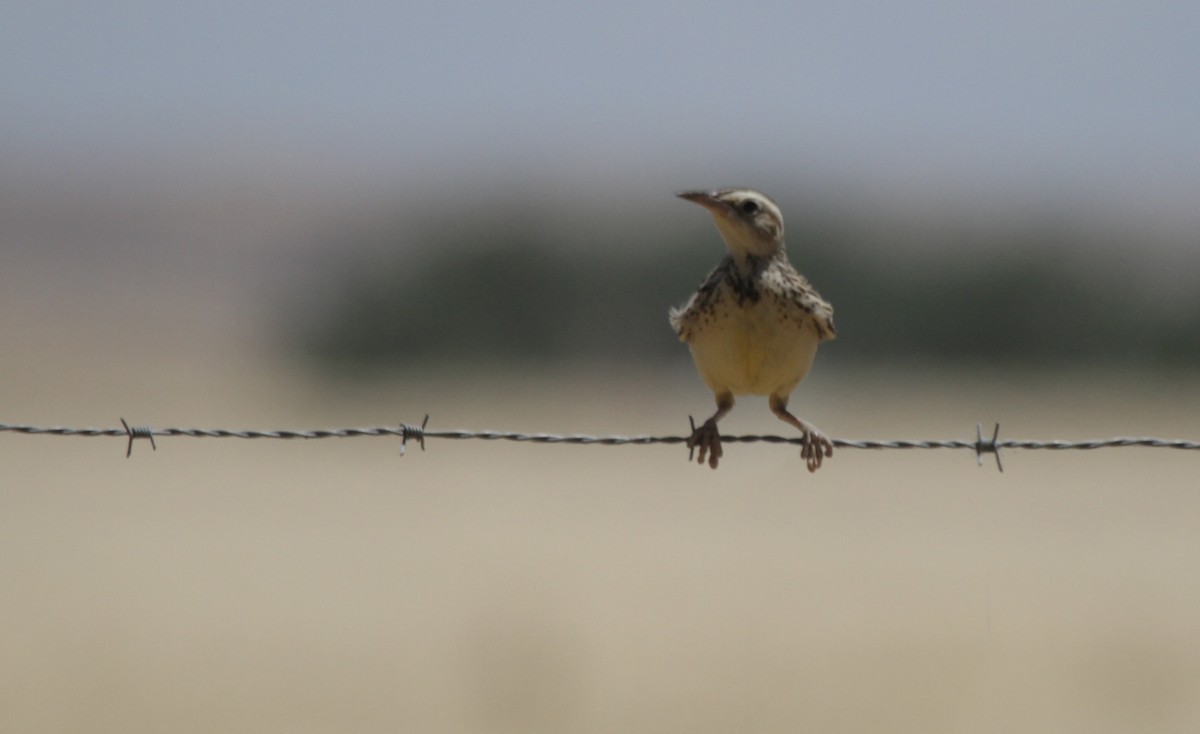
[677,190,729,215]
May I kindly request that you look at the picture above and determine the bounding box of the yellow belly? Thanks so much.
[687,298,820,397]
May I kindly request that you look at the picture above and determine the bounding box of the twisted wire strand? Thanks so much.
[2,421,1198,453]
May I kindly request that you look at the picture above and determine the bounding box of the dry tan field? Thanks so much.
[3,338,1199,732]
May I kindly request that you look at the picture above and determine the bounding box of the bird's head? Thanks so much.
[677,188,784,259]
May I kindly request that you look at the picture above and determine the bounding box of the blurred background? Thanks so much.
[3,2,1200,731]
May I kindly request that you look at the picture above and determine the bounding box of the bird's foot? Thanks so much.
[686,416,723,469]
[800,425,834,473]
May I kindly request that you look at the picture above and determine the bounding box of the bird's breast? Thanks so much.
[686,290,820,397]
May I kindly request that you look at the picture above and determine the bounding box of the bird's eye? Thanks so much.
[739,200,760,215]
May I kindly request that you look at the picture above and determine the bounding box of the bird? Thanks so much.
[669,188,836,472]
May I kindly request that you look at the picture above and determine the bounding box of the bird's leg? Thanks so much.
[688,392,733,469]
[769,394,833,473]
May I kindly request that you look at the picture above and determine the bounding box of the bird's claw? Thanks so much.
[800,428,834,472]
[687,417,723,469]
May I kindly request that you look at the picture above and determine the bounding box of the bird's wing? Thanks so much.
[668,258,730,342]
[774,266,837,342]
[799,286,837,342]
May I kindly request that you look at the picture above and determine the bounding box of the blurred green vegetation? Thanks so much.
[286,208,1200,374]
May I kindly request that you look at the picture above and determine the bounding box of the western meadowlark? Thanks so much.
[669,188,835,471]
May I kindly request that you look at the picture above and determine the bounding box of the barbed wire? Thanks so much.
[3,418,1199,472]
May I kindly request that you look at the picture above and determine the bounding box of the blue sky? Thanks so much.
[5,2,1200,229]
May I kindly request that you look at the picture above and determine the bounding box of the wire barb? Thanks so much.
[975,422,1003,472]
[399,414,429,456]
[120,418,157,458]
